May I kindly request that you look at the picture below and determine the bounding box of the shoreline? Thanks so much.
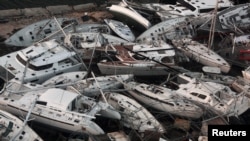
[0,8,113,40]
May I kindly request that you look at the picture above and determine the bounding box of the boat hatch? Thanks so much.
[36,101,47,106]
[0,65,15,82]
[2,121,13,137]
[44,29,52,34]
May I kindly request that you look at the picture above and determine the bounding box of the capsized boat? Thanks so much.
[64,32,130,49]
[97,41,189,76]
[123,81,204,119]
[182,71,236,85]
[199,3,250,32]
[103,92,165,133]
[106,1,151,32]
[48,23,112,43]
[0,83,120,135]
[174,74,250,117]
[177,0,233,14]
[4,17,77,47]
[69,74,134,97]
[136,16,196,43]
[172,38,231,73]
[0,109,43,141]
[41,71,88,88]
[0,39,86,84]
[104,18,135,42]
[141,0,233,17]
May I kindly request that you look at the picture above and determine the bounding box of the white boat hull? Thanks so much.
[0,98,104,135]
[97,61,183,76]
[104,92,165,133]
[0,110,43,141]
[71,74,134,97]
[124,82,203,119]
[42,71,88,88]
[107,5,151,31]
[172,38,231,73]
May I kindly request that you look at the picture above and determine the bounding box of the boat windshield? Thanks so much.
[16,54,53,70]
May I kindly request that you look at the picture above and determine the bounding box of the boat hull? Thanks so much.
[0,98,105,135]
[97,61,181,76]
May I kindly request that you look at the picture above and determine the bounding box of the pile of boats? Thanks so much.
[1,0,250,140]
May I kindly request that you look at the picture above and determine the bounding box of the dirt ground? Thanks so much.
[0,10,113,39]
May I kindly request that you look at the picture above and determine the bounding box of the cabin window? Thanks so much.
[16,54,27,66]
[26,49,33,54]
[16,54,53,70]
[36,101,47,106]
[8,66,16,71]
[190,92,198,96]
[176,9,182,13]
[30,79,39,83]
[74,119,80,123]
[161,57,172,63]
[198,94,206,99]
[169,6,174,10]
[158,50,166,54]
[29,63,53,71]
[44,29,52,34]
[19,36,24,41]
[190,92,206,99]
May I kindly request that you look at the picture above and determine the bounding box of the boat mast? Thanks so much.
[53,16,88,71]
[207,0,219,51]
[91,71,108,104]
